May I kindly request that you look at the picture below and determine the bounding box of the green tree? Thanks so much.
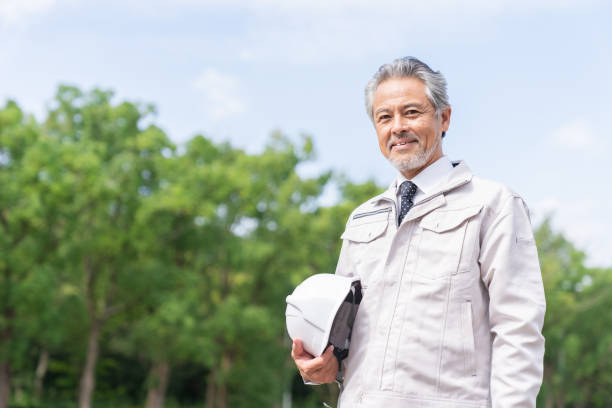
[4,85,611,408]
[0,100,75,408]
[536,220,612,407]
[191,133,332,408]
[38,86,174,408]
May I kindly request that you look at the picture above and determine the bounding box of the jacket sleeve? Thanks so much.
[479,195,546,408]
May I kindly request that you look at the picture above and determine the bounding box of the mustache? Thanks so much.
[387,133,422,150]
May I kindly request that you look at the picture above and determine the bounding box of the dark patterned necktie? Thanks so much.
[398,180,418,225]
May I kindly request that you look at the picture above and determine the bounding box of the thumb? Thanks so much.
[293,339,304,354]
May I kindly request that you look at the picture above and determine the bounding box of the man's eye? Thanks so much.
[377,115,391,122]
[406,109,419,116]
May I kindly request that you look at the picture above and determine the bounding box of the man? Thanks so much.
[291,57,546,407]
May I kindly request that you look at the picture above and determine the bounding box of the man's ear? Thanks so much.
[441,106,451,138]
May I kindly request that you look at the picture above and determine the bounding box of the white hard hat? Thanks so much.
[286,274,362,359]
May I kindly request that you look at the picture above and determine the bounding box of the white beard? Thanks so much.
[388,136,441,172]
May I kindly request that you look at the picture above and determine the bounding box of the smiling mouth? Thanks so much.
[390,139,418,150]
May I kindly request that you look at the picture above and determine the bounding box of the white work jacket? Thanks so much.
[336,161,545,408]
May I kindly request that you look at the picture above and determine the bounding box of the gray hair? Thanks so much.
[365,56,450,123]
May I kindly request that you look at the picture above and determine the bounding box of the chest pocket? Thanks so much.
[340,219,388,243]
[415,205,482,279]
[341,207,391,243]
[341,207,391,282]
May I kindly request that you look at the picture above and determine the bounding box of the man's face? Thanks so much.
[372,77,451,178]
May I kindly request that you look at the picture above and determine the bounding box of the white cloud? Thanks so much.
[169,0,603,14]
[117,0,605,64]
[194,68,245,120]
[550,119,597,149]
[8,0,601,63]
[0,0,57,24]
[253,1,604,63]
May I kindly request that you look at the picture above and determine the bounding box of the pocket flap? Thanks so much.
[420,205,482,233]
[341,220,388,243]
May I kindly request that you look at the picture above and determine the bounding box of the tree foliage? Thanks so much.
[0,87,610,408]
[536,220,612,407]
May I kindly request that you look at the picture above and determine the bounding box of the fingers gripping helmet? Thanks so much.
[286,274,362,362]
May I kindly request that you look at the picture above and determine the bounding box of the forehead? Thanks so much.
[372,77,430,109]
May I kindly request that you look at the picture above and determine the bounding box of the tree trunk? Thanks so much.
[544,392,553,408]
[0,267,13,408]
[555,393,565,408]
[0,362,10,408]
[205,370,216,408]
[145,361,170,408]
[216,353,231,408]
[216,382,227,408]
[34,348,49,401]
[78,320,101,408]
[204,363,228,408]
[542,365,553,408]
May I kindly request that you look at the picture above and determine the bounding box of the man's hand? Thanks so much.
[291,339,338,384]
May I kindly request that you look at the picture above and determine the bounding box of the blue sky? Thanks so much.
[1,0,610,266]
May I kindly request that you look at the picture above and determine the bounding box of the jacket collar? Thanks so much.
[369,160,473,207]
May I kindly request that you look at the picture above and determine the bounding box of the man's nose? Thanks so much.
[390,114,410,135]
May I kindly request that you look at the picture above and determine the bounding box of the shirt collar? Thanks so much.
[394,156,454,197]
